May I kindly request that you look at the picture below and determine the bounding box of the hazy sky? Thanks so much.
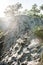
[0,0,43,17]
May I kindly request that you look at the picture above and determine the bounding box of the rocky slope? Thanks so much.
[0,15,43,65]
[0,32,42,65]
[2,15,43,50]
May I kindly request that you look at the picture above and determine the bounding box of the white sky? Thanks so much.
[0,0,43,17]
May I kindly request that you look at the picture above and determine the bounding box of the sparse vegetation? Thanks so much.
[33,26,43,65]
[33,26,43,39]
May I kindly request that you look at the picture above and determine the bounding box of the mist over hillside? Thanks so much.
[0,15,43,50]
[0,15,43,31]
[0,15,43,65]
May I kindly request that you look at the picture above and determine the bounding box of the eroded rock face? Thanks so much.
[0,15,43,51]
[1,34,42,65]
[0,15,43,65]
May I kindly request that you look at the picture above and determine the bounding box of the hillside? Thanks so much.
[0,15,43,65]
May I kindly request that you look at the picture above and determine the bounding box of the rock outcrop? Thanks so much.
[0,15,43,65]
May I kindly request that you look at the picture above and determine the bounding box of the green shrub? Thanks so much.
[33,26,43,39]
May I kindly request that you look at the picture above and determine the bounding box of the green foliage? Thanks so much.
[40,14,43,18]
[40,4,43,10]
[33,26,43,39]
[23,4,43,18]
[33,26,43,65]
[4,3,43,18]
[30,4,40,16]
[4,2,22,16]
